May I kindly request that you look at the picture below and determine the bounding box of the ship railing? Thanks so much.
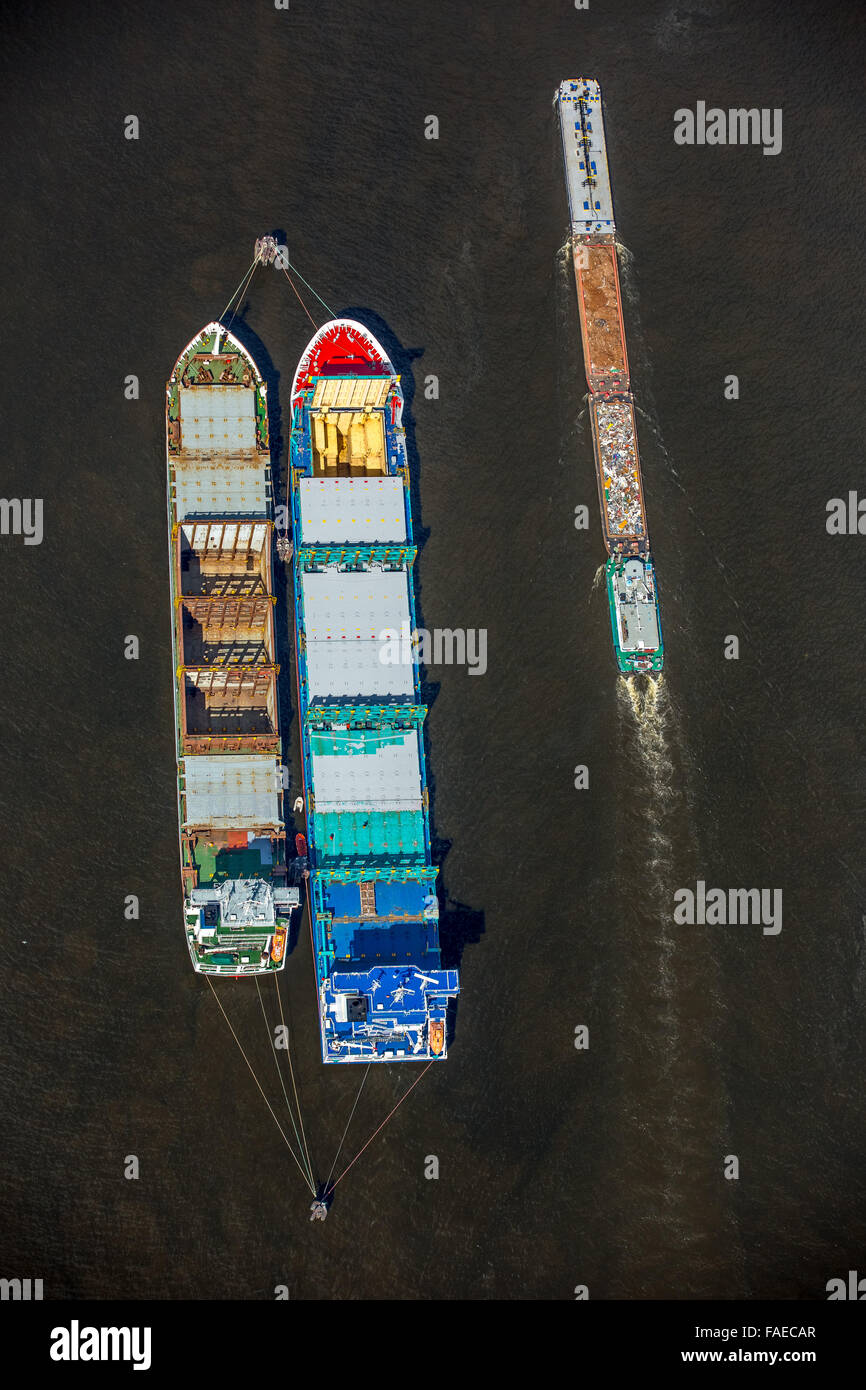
[197,961,275,976]
[203,934,272,948]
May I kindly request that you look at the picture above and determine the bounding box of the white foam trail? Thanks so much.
[616,671,701,911]
[617,674,685,1158]
[618,673,672,782]
[614,239,639,312]
[616,672,690,910]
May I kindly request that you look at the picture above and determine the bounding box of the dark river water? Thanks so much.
[1,0,865,1299]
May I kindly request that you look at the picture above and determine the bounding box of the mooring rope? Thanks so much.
[281,266,319,331]
[219,255,259,324]
[255,975,315,1191]
[272,969,316,1187]
[325,1061,435,1197]
[324,1064,371,1193]
[281,255,335,318]
[204,974,316,1196]
[223,259,261,335]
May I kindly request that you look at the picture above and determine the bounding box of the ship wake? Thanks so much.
[617,673,682,887]
[619,673,674,786]
[590,561,606,599]
[611,670,737,1289]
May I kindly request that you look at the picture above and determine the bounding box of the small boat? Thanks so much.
[429,1020,445,1056]
[271,926,287,964]
[255,234,278,266]
[295,833,307,857]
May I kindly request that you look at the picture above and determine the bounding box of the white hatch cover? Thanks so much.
[173,461,269,520]
[298,476,406,545]
[301,569,415,698]
[182,754,282,829]
[179,385,256,451]
[311,730,423,812]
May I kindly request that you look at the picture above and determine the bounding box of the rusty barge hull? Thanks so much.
[573,242,630,396]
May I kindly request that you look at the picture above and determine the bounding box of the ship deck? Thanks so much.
[289,320,458,1062]
[607,557,664,671]
[557,78,615,237]
[167,323,289,975]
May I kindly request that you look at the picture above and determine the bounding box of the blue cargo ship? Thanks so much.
[288,319,459,1063]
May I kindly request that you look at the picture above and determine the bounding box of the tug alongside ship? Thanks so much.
[557,79,664,674]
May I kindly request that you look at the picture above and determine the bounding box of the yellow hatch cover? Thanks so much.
[311,375,391,411]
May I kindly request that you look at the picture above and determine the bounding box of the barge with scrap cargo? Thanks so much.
[557,78,664,674]
[288,318,458,1063]
[166,322,298,974]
